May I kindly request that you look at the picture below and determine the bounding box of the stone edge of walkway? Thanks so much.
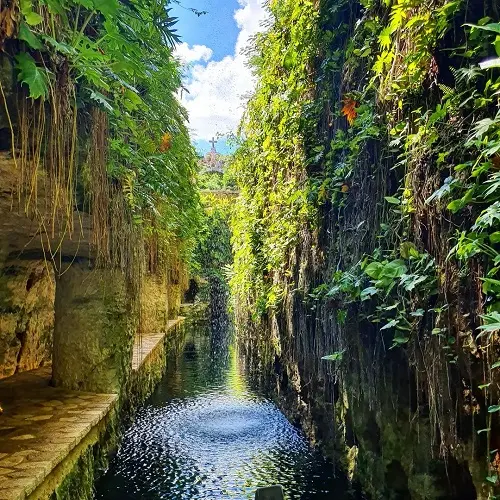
[0,392,118,500]
[131,316,185,372]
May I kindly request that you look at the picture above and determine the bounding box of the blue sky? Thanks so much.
[171,0,267,156]
[171,0,239,61]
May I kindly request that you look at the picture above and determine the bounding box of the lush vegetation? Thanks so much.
[5,0,500,494]
[197,168,237,191]
[231,0,320,316]
[192,193,233,288]
[192,169,234,299]
[231,0,500,495]
[1,0,199,272]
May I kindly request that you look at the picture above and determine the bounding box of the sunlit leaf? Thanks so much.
[96,0,118,18]
[322,351,345,361]
[14,52,49,100]
[385,196,400,205]
[410,309,425,317]
[380,260,407,278]
[465,22,500,35]
[18,21,43,49]
[89,90,113,112]
[479,58,500,70]
[364,262,383,279]
[381,319,398,330]
[360,286,378,300]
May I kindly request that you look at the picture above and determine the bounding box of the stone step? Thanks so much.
[255,485,285,499]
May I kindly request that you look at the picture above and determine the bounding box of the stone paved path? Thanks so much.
[131,317,184,371]
[0,318,185,499]
[0,367,117,500]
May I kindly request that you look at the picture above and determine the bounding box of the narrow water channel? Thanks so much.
[95,317,355,499]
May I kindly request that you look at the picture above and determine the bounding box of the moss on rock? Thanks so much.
[52,261,136,397]
[0,260,54,379]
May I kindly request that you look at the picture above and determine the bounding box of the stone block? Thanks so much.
[52,262,135,396]
[0,53,17,142]
[255,485,284,500]
[140,274,168,334]
[0,260,54,379]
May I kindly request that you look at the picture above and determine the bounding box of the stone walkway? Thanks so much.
[131,317,184,371]
[0,367,117,500]
[0,318,185,499]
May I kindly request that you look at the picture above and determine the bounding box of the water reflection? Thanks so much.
[95,318,354,499]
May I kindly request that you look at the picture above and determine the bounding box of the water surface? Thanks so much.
[95,320,353,499]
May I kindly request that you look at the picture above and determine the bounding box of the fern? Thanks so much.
[451,66,483,87]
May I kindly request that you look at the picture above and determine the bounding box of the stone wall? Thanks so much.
[0,53,16,150]
[52,262,136,396]
[127,319,187,416]
[0,259,55,379]
[168,255,189,319]
[0,258,190,391]
[0,149,192,385]
[140,274,170,334]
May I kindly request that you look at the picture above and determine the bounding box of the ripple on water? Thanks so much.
[96,334,353,499]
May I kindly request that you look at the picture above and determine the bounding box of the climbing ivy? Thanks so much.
[232,0,500,493]
[231,0,321,315]
[192,191,233,285]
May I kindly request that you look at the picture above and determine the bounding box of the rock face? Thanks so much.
[0,54,16,150]
[0,154,94,265]
[140,269,186,335]
[0,152,189,391]
[140,274,169,334]
[52,261,135,395]
[0,260,55,379]
[232,0,498,497]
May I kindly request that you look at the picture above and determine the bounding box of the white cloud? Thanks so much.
[174,42,213,64]
[178,0,268,141]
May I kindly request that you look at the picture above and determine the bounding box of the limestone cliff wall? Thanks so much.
[233,0,499,497]
[0,260,54,379]
[139,258,188,335]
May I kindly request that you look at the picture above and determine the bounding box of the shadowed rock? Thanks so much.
[255,485,285,500]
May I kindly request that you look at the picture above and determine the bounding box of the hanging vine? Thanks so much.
[1,0,199,278]
[232,0,500,496]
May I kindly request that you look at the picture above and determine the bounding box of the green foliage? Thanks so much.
[198,167,237,191]
[360,252,438,349]
[232,0,500,487]
[322,351,345,361]
[192,193,234,284]
[10,0,200,252]
[371,0,460,100]
[231,0,321,313]
[15,52,49,99]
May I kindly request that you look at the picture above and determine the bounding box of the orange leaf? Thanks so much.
[160,132,172,152]
[342,97,358,126]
